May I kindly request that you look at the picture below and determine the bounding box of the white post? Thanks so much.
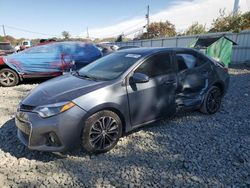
[233,0,240,16]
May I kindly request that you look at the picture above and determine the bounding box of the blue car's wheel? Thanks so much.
[82,110,122,154]
[0,68,19,87]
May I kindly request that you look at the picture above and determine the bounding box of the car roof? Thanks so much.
[117,47,196,56]
[43,41,95,47]
[119,45,139,48]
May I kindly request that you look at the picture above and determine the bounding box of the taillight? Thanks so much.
[0,57,4,65]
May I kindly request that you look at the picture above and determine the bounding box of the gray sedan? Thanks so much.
[15,48,229,154]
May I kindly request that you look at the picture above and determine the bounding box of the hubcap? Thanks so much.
[207,89,221,113]
[89,116,119,150]
[0,71,15,85]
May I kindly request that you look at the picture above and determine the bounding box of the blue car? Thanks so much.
[0,41,102,87]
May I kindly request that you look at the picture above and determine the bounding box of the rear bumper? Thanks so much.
[15,105,87,152]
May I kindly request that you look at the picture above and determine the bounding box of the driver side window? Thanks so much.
[135,53,172,78]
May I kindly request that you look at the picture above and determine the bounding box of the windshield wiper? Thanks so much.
[72,71,103,81]
[80,74,99,81]
[71,70,80,76]
[72,71,91,79]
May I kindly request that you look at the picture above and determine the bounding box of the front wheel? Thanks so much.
[82,110,122,154]
[0,68,19,87]
[200,86,222,114]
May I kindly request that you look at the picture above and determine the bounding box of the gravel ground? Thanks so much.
[0,68,249,187]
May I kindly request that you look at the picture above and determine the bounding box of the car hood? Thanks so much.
[21,73,108,107]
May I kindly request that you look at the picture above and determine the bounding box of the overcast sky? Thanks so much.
[0,0,249,39]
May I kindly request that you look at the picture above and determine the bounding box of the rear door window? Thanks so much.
[176,53,197,72]
[176,51,210,72]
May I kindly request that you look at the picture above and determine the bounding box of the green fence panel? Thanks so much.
[206,37,233,67]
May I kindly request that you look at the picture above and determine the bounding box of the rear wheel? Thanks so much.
[200,86,222,114]
[0,68,19,87]
[82,110,122,154]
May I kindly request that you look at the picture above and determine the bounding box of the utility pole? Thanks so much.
[2,25,6,36]
[86,27,89,38]
[146,5,150,28]
[233,0,240,16]
[145,5,150,39]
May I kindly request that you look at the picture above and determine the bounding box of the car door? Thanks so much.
[21,44,60,74]
[126,52,177,126]
[175,50,213,108]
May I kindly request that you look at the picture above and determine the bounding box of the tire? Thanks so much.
[200,86,222,114]
[82,110,122,154]
[0,68,19,87]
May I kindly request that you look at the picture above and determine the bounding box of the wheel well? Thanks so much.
[213,82,224,95]
[0,64,10,69]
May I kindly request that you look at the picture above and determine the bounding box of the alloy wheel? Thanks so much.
[89,116,119,150]
[207,88,221,113]
[0,70,16,86]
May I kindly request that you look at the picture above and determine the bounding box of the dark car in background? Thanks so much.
[0,41,102,87]
[15,48,229,154]
[96,43,119,56]
[0,42,15,56]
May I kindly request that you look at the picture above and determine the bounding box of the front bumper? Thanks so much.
[15,105,87,152]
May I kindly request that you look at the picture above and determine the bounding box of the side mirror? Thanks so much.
[130,73,149,84]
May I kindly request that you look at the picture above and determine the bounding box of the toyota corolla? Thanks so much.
[15,48,229,153]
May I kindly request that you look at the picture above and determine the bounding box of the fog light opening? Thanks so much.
[47,132,61,147]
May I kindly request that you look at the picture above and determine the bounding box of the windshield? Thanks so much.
[78,52,142,80]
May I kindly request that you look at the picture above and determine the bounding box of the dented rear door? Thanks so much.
[175,50,213,109]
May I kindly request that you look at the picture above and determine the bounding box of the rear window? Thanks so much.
[0,44,13,50]
[75,44,99,55]
[63,43,100,57]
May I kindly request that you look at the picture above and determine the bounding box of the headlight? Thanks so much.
[34,101,75,118]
